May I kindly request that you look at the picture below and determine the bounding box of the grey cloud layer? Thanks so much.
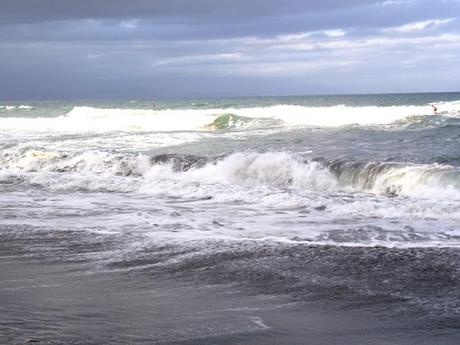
[0,0,382,25]
[0,0,459,99]
[1,0,458,39]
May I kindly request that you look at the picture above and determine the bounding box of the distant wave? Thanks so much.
[1,101,460,132]
[0,104,33,110]
[204,113,282,130]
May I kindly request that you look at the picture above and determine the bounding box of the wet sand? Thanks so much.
[1,229,460,344]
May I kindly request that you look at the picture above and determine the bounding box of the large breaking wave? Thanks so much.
[1,100,460,132]
[2,148,460,201]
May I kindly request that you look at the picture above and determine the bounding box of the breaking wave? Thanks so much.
[204,114,282,130]
[0,104,33,110]
[1,100,460,132]
[142,153,460,200]
[2,149,460,200]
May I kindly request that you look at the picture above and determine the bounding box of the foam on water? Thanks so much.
[2,148,460,244]
[2,174,459,248]
[1,100,460,133]
[1,95,460,249]
[0,104,33,110]
[2,149,460,200]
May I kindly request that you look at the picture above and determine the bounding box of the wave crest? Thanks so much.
[1,100,460,132]
[0,104,33,110]
[2,149,459,200]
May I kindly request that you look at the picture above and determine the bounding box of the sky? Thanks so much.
[1,0,460,100]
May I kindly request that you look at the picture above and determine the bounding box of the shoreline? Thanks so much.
[2,235,460,344]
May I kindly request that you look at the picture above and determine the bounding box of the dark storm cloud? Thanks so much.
[0,0,384,43]
[0,0,380,25]
[1,0,459,40]
[0,0,459,99]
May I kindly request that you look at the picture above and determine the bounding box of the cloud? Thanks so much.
[120,20,139,30]
[0,0,459,99]
[1,0,458,41]
[0,0,380,26]
[154,53,243,66]
[384,18,455,33]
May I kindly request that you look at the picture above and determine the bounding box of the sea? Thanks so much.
[1,92,460,344]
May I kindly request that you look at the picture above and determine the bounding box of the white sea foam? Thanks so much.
[0,105,18,110]
[0,104,33,110]
[3,169,459,248]
[140,152,460,200]
[1,101,459,133]
[2,149,460,201]
[368,164,460,199]
[2,99,460,250]
[0,106,213,132]
[143,152,337,191]
[2,149,460,248]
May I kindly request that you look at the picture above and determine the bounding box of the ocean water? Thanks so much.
[1,93,460,344]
